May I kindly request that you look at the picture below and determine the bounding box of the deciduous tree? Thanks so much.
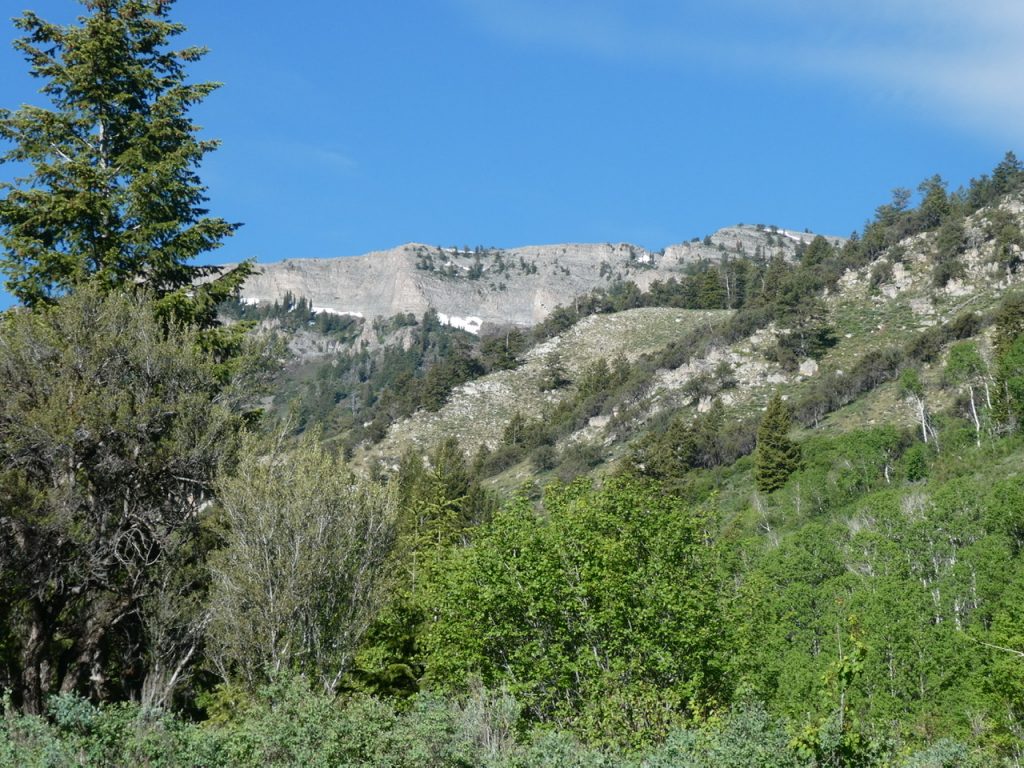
[900,368,939,447]
[207,429,398,695]
[422,478,724,746]
[945,341,991,445]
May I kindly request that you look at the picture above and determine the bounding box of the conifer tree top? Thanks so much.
[0,0,247,318]
[755,392,801,493]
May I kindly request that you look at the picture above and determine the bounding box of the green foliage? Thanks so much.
[0,692,217,767]
[0,0,251,328]
[643,703,807,768]
[538,350,571,391]
[868,259,893,292]
[399,436,495,551]
[996,333,1024,431]
[986,208,1024,274]
[774,299,838,364]
[207,429,398,694]
[898,739,988,768]
[721,441,1024,762]
[945,341,987,386]
[801,235,835,268]
[2,44,1023,763]
[994,292,1024,430]
[788,624,884,768]
[275,310,482,447]
[754,394,801,493]
[0,288,258,713]
[421,478,724,747]
[931,214,967,288]
[0,684,1002,766]
[554,440,605,483]
[901,442,930,481]
[967,151,1024,211]
[276,154,1024,469]
[944,341,991,444]
[349,438,496,699]
[900,367,924,399]
[916,175,952,231]
[420,346,484,411]
[628,399,749,483]
[219,292,364,341]
[479,328,527,372]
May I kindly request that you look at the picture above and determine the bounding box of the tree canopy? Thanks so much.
[0,0,249,325]
[754,393,801,493]
[0,288,254,713]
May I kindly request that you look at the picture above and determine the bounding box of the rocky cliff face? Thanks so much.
[231,226,840,332]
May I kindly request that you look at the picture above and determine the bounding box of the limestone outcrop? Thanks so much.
[227,226,842,332]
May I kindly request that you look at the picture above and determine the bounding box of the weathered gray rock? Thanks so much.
[225,226,842,332]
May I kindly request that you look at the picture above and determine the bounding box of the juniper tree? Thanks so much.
[0,288,254,713]
[754,393,801,493]
[0,0,250,326]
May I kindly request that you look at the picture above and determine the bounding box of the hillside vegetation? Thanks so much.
[8,151,1024,767]
[5,3,1024,764]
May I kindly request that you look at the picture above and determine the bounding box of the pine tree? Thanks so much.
[800,235,834,268]
[696,268,726,308]
[754,393,801,493]
[0,0,250,326]
[992,150,1024,197]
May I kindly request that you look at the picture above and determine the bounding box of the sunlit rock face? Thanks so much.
[228,226,840,332]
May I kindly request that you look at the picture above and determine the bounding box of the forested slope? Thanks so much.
[4,2,1024,763]
[7,154,1024,768]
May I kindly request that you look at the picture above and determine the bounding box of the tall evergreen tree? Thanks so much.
[992,150,1024,197]
[916,174,951,231]
[800,235,834,268]
[0,0,250,325]
[754,393,801,493]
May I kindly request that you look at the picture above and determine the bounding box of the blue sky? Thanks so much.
[1,0,1022,307]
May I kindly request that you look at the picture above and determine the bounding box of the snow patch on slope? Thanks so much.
[311,306,364,318]
[438,312,482,334]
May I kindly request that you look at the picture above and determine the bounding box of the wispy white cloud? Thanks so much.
[449,3,617,63]
[309,147,357,172]
[263,141,357,174]
[451,0,1024,139]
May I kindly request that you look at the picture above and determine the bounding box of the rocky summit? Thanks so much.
[228,225,840,332]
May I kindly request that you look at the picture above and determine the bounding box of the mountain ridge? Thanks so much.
[228,225,844,332]
[355,193,1024,479]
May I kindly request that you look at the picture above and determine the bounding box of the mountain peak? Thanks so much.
[235,226,839,332]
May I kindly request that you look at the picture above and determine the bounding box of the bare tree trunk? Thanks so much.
[914,396,939,450]
[968,384,981,447]
[59,612,111,701]
[20,602,54,715]
[141,636,200,710]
